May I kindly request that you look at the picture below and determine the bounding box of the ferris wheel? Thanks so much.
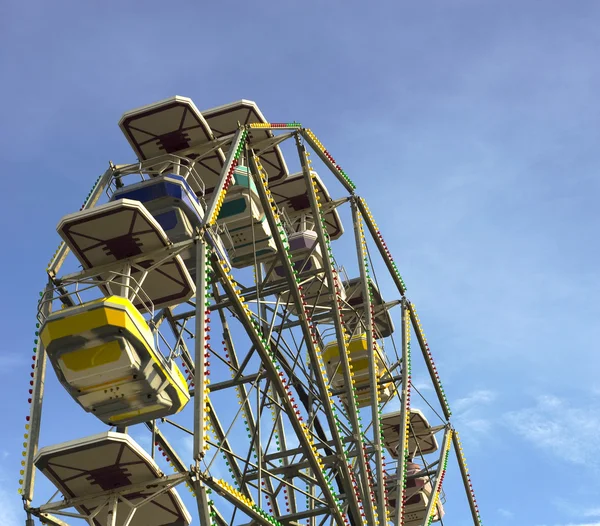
[18,96,484,526]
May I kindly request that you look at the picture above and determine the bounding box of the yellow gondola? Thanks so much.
[40,296,189,426]
[322,333,393,407]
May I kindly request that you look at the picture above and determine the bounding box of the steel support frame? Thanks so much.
[203,127,245,225]
[27,121,485,526]
[211,256,347,525]
[452,430,481,525]
[248,149,365,525]
[422,427,452,524]
[351,199,386,521]
[193,237,208,460]
[297,139,376,525]
[395,299,411,526]
[211,285,282,516]
[256,262,297,516]
[35,472,187,514]
[160,307,248,493]
[299,130,355,194]
[355,198,407,297]
[22,280,53,505]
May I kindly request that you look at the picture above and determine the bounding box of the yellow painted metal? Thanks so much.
[40,296,189,415]
[108,403,168,423]
[60,341,122,372]
[40,296,151,351]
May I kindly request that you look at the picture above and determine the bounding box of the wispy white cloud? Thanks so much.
[453,390,497,413]
[505,395,600,466]
[452,390,497,443]
[498,507,514,518]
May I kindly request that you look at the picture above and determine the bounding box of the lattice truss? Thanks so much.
[18,98,483,526]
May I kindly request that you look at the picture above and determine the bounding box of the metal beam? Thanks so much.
[299,129,355,194]
[452,430,482,525]
[423,427,453,524]
[297,140,374,525]
[36,473,187,513]
[211,256,346,525]
[395,299,411,526]
[193,237,208,459]
[22,280,53,504]
[356,197,407,297]
[351,199,385,522]
[407,301,452,421]
[249,150,364,525]
[203,127,245,225]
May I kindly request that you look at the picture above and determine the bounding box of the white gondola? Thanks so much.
[216,165,277,268]
[385,461,445,525]
[342,276,395,337]
[35,432,191,526]
[381,408,439,458]
[203,99,288,186]
[270,170,343,240]
[267,230,344,315]
[57,198,194,310]
[39,296,190,426]
[119,97,289,196]
[119,95,223,196]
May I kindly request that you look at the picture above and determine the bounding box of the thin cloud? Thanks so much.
[453,390,497,413]
[505,395,600,466]
[452,389,497,442]
[498,507,514,518]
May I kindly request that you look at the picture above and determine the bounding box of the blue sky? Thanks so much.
[2,1,600,525]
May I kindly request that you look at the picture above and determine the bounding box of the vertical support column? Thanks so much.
[211,284,281,514]
[22,279,53,504]
[211,258,347,525]
[107,495,119,526]
[297,139,374,525]
[452,430,482,525]
[351,199,385,523]
[395,299,411,526]
[192,479,214,526]
[117,263,131,299]
[256,379,262,506]
[248,150,362,524]
[423,427,453,524]
[192,237,213,526]
[194,237,207,460]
